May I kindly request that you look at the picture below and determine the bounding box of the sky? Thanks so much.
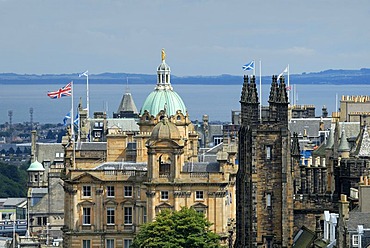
[0,0,369,77]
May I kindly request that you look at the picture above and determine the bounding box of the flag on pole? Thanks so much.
[79,70,88,77]
[63,109,79,126]
[63,110,71,126]
[242,61,255,71]
[47,82,72,99]
[278,66,288,80]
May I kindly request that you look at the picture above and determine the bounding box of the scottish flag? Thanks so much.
[242,61,255,71]
[63,111,71,126]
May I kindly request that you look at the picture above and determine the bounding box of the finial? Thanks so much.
[161,48,166,61]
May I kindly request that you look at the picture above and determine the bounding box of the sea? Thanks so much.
[1,83,370,124]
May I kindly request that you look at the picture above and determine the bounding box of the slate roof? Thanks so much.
[117,92,138,114]
[35,143,64,163]
[289,118,331,137]
[3,198,27,207]
[106,118,140,132]
[347,211,370,231]
[77,142,107,151]
[182,162,220,173]
[94,162,147,171]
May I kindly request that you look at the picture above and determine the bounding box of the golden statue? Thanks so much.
[161,48,166,61]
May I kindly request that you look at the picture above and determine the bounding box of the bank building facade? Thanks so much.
[61,50,238,247]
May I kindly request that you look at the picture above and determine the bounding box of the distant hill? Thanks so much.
[1,68,370,85]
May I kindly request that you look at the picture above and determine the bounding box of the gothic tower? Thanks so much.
[236,75,294,247]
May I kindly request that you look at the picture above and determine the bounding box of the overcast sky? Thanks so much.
[0,0,369,76]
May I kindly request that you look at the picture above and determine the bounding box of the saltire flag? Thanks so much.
[63,109,79,126]
[79,70,88,77]
[63,110,71,126]
[74,112,79,126]
[242,61,255,71]
[47,82,72,99]
[278,66,288,80]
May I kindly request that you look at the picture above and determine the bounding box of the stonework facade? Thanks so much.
[61,51,238,248]
[236,75,294,247]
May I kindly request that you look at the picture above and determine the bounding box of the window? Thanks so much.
[82,240,91,248]
[195,191,204,200]
[83,186,91,197]
[107,186,115,197]
[36,217,47,226]
[124,239,132,248]
[161,191,169,200]
[83,207,91,225]
[107,208,115,225]
[106,239,114,248]
[124,207,133,225]
[143,207,147,223]
[352,234,359,246]
[266,146,272,160]
[159,163,170,176]
[266,193,271,207]
[195,209,205,215]
[124,186,133,197]
[94,132,101,138]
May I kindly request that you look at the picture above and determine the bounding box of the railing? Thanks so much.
[0,220,27,234]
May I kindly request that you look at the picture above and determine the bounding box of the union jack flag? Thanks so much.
[47,82,72,99]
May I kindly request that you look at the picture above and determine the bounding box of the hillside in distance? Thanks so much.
[1,68,370,85]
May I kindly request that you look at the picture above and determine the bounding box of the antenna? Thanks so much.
[29,107,34,130]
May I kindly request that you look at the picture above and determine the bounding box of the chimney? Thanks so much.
[339,194,349,220]
[359,176,370,212]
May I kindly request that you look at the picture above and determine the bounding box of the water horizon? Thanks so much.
[1,83,370,124]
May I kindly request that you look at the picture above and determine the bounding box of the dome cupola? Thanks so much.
[140,49,187,117]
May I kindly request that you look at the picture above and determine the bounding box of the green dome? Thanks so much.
[27,160,45,171]
[140,89,187,117]
[140,52,187,117]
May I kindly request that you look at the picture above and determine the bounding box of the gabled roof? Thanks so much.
[356,126,370,157]
[70,172,103,183]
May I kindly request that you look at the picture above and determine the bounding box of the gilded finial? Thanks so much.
[161,48,166,61]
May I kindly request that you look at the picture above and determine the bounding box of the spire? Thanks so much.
[291,132,301,157]
[326,128,334,149]
[240,75,249,103]
[338,129,350,152]
[278,76,289,103]
[268,75,279,103]
[248,75,259,103]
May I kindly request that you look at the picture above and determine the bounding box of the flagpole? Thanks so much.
[287,64,290,103]
[86,72,89,119]
[259,60,262,122]
[253,60,256,76]
[71,81,75,168]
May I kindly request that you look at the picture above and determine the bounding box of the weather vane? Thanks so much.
[161,48,166,61]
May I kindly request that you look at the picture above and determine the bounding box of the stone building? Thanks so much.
[27,130,65,243]
[61,50,238,248]
[236,75,294,247]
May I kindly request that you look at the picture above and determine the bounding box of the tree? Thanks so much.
[131,207,221,248]
[46,130,54,139]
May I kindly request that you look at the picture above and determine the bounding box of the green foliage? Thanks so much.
[0,162,27,197]
[132,207,221,248]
